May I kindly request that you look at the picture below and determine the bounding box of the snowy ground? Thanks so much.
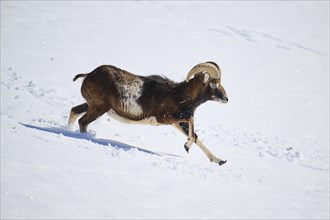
[1,1,329,219]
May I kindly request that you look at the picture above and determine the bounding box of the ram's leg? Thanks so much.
[183,119,196,152]
[68,103,89,128]
[194,138,227,165]
[174,122,227,166]
[78,105,108,133]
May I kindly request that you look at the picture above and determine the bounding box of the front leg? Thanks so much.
[174,122,227,166]
[183,119,196,152]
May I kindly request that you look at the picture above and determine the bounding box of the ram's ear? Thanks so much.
[203,72,210,84]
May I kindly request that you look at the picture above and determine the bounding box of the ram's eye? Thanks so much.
[210,82,217,89]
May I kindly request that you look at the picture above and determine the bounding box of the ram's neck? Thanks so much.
[175,77,208,113]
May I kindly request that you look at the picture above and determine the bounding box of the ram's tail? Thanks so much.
[73,73,88,81]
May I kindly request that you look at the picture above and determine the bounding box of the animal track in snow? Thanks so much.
[209,26,327,56]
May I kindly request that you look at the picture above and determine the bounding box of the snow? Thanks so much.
[1,1,329,219]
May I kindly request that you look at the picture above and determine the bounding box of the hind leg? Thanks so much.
[78,105,108,133]
[68,103,89,128]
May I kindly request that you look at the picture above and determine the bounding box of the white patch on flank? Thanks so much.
[107,109,160,125]
[117,78,144,116]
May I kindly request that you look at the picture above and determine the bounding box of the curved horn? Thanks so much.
[186,62,221,82]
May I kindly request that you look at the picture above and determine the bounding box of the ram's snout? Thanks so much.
[210,82,228,103]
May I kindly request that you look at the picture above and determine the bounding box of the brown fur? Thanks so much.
[71,65,224,130]
[68,63,229,165]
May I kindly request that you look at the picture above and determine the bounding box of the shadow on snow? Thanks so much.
[19,123,161,156]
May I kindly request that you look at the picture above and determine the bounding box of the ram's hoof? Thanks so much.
[218,160,227,166]
[184,144,190,153]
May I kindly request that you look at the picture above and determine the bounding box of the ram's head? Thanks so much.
[186,62,228,103]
